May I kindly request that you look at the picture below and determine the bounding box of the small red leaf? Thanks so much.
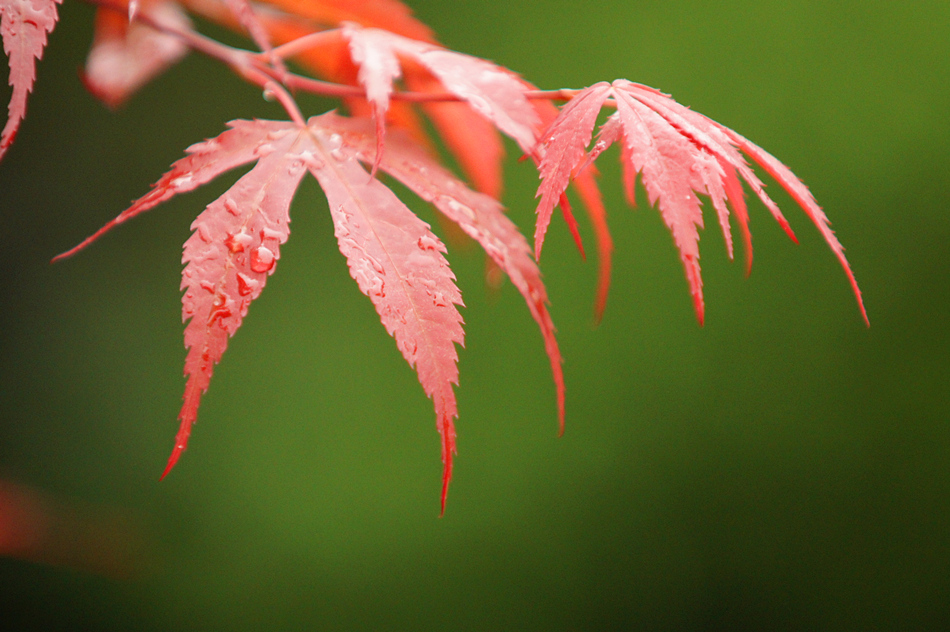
[223,0,277,61]
[613,86,709,323]
[719,157,753,274]
[533,82,611,260]
[343,23,401,174]
[532,97,613,320]
[404,70,505,198]
[0,0,61,160]
[316,113,567,434]
[82,3,190,109]
[535,79,864,324]
[618,81,798,244]
[416,47,538,153]
[55,119,307,475]
[305,120,465,513]
[722,127,868,324]
[571,171,612,322]
[54,119,289,261]
[167,129,306,476]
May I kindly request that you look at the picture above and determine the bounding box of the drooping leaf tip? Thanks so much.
[51,218,127,262]
[0,132,17,159]
[439,453,452,517]
[851,278,870,327]
[159,446,184,480]
[557,388,565,438]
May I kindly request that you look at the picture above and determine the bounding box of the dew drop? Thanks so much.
[299,150,324,170]
[255,143,275,157]
[366,254,385,275]
[208,293,234,327]
[171,174,193,188]
[196,224,213,243]
[466,95,491,116]
[418,235,441,251]
[249,246,276,273]
[260,226,283,242]
[199,280,215,293]
[236,273,260,296]
[226,230,253,253]
[444,197,475,221]
[224,198,240,216]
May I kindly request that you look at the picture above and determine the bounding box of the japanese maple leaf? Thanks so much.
[0,0,60,160]
[535,79,868,326]
[56,113,563,513]
[318,112,564,430]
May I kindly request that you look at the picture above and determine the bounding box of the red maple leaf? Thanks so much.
[55,113,563,514]
[534,79,868,326]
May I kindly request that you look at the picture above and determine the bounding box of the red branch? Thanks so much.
[82,0,589,111]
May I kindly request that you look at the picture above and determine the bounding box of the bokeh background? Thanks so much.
[1,0,948,629]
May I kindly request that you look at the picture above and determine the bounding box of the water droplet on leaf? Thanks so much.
[226,230,253,253]
[249,246,276,273]
[260,226,283,242]
[171,174,193,188]
[236,273,260,296]
[208,293,234,327]
[196,224,213,243]
[418,235,441,251]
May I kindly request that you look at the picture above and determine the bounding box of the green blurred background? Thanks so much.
[1,0,948,629]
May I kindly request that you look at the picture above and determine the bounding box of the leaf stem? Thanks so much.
[267,30,341,60]
[83,0,592,108]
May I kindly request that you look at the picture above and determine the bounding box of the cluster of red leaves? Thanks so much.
[1,0,866,512]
